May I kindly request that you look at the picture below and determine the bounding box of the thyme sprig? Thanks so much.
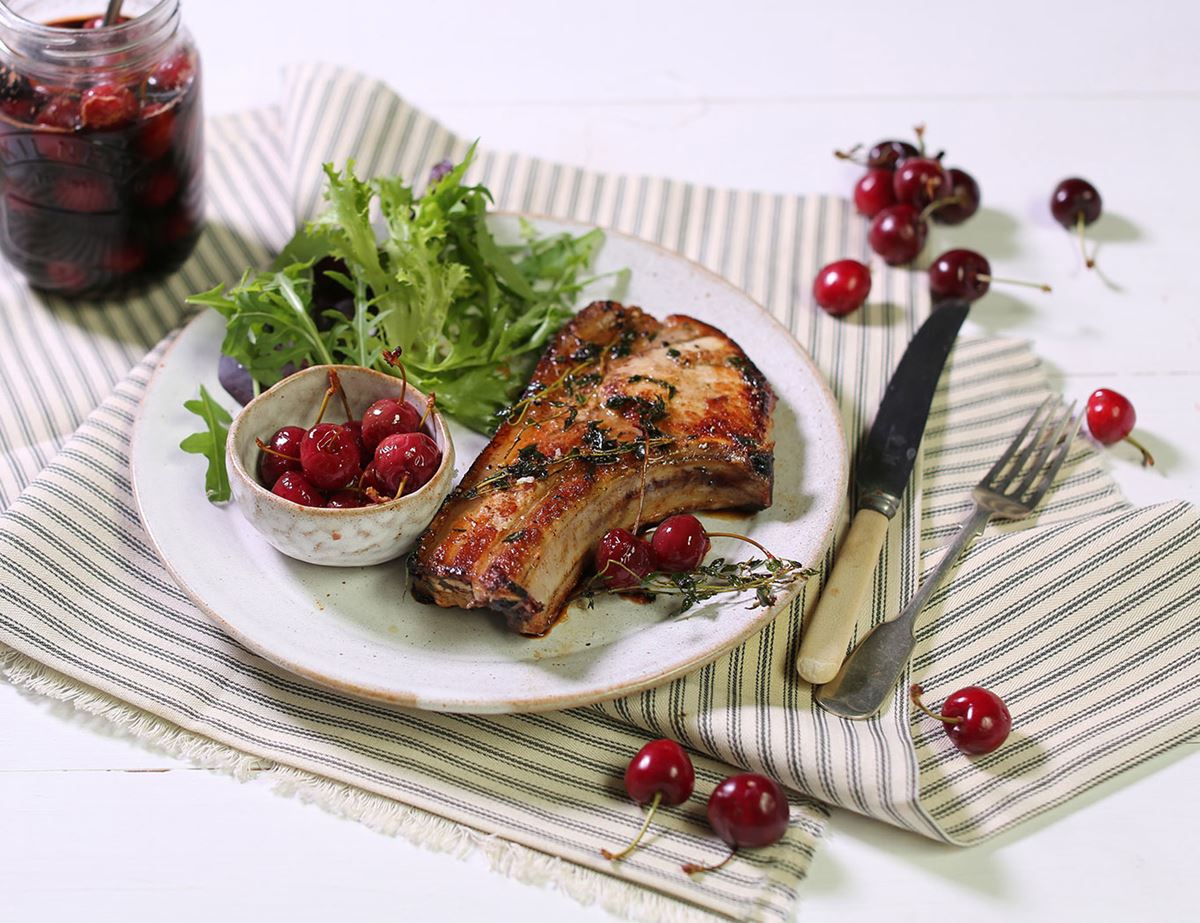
[581,556,815,615]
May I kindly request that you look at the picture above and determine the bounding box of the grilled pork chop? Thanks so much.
[410,300,776,635]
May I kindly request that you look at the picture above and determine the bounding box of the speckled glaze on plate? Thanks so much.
[131,216,847,713]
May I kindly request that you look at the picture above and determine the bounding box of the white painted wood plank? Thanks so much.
[187,1,1200,118]
[0,682,188,772]
[0,768,620,923]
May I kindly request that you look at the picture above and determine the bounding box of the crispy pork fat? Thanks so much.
[409,300,776,635]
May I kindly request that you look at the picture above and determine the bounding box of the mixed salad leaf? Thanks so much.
[189,145,610,436]
[179,385,232,501]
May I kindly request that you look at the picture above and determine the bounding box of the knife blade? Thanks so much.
[796,300,969,684]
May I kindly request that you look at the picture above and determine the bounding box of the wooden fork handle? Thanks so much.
[796,508,891,684]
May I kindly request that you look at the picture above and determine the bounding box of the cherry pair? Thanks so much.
[602,739,790,874]
[594,513,712,588]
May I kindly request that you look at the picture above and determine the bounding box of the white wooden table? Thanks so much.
[3,2,1197,919]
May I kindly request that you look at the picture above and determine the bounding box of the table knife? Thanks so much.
[796,301,969,685]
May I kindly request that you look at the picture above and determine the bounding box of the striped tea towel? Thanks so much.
[1,64,1198,921]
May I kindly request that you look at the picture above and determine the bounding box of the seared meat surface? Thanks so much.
[409,300,776,635]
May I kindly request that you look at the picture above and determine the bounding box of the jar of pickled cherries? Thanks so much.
[0,0,202,297]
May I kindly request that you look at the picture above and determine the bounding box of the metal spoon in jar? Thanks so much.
[102,0,125,27]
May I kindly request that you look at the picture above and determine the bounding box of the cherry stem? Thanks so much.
[601,791,662,862]
[364,485,388,505]
[682,845,737,876]
[706,531,777,560]
[382,347,408,405]
[312,384,336,427]
[920,197,953,222]
[418,392,437,430]
[254,437,299,462]
[329,368,354,422]
[1077,212,1095,269]
[977,274,1052,293]
[833,144,864,164]
[1124,434,1155,467]
[393,475,409,501]
[913,123,926,156]
[910,684,963,725]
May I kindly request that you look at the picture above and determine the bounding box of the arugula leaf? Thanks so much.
[180,385,233,502]
[189,145,606,435]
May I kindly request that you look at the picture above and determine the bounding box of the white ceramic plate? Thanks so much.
[132,216,847,713]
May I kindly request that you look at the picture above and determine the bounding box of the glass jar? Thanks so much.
[0,0,202,297]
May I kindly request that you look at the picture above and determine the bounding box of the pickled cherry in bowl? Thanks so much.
[225,365,456,568]
[0,4,203,296]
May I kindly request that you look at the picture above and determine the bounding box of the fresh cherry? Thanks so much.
[865,139,918,170]
[868,204,927,265]
[651,514,712,572]
[271,470,325,508]
[893,157,950,210]
[812,259,872,316]
[601,738,695,861]
[79,83,138,130]
[911,684,1011,755]
[928,249,1051,304]
[361,397,421,450]
[931,168,981,225]
[682,773,790,874]
[1051,177,1102,227]
[1086,388,1154,466]
[299,422,362,492]
[1051,178,1102,269]
[853,168,897,218]
[373,431,442,496]
[595,528,657,589]
[929,249,991,302]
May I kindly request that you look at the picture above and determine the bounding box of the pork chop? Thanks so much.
[409,300,776,635]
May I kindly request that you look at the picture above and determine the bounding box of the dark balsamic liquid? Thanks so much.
[0,15,203,297]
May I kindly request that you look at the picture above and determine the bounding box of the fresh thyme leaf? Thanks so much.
[581,557,815,616]
[461,427,674,499]
[179,385,233,503]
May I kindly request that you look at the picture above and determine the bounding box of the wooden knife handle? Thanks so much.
[796,508,891,684]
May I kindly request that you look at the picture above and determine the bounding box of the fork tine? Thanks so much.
[1015,400,1076,499]
[982,396,1053,486]
[1024,408,1084,506]
[1003,398,1063,488]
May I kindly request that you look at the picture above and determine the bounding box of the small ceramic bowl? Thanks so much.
[226,365,455,567]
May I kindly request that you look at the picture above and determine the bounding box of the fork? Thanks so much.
[814,397,1082,719]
